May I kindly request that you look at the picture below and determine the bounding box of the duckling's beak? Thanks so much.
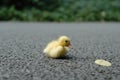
[68,44,73,49]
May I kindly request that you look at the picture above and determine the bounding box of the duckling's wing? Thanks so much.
[43,41,57,54]
[49,46,63,58]
[51,46,63,54]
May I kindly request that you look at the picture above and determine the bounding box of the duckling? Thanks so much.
[43,36,73,58]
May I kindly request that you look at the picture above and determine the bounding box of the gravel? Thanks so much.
[0,22,120,80]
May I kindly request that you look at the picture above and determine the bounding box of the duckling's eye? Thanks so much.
[65,40,68,43]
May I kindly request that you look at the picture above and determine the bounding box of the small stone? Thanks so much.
[95,59,112,66]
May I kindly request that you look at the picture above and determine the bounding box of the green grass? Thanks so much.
[0,0,120,21]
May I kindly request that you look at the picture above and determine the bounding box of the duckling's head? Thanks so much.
[58,36,73,48]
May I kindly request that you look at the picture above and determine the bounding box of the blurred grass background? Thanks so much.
[0,0,120,22]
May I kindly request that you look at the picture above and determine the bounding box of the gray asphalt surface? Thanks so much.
[0,23,120,80]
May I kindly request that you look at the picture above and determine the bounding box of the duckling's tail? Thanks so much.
[43,48,47,53]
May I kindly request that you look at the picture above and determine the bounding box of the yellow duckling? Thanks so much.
[43,36,73,58]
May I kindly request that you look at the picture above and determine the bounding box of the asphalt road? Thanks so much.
[0,22,120,80]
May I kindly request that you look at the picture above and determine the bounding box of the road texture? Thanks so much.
[0,22,120,80]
